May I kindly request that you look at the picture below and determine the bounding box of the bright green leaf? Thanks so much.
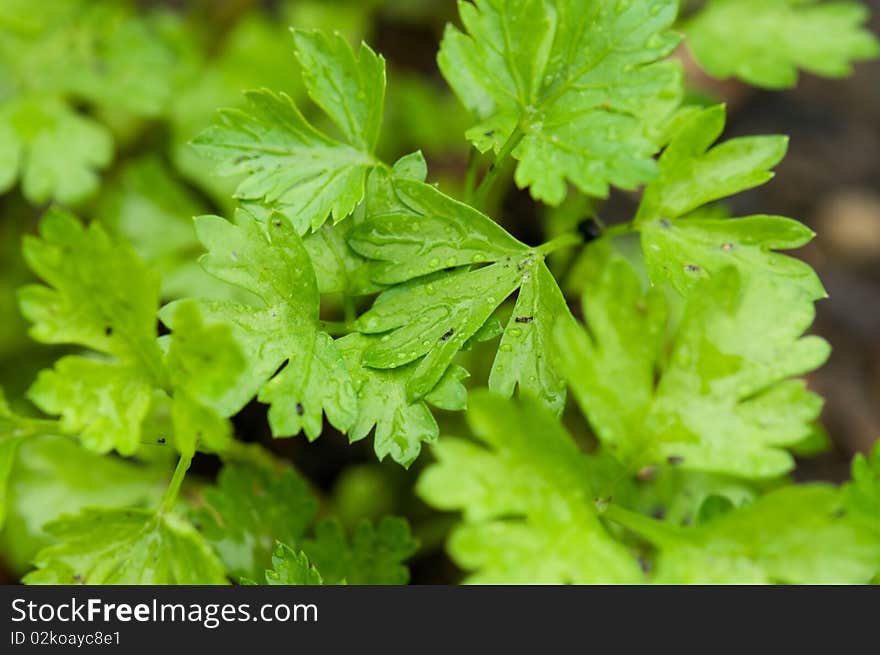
[172,210,357,440]
[417,391,642,583]
[302,517,418,585]
[685,0,880,89]
[439,0,682,203]
[25,508,227,585]
[193,31,385,233]
[191,463,318,582]
[556,243,829,478]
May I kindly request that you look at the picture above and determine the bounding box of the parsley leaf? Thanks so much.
[351,178,570,409]
[0,435,167,574]
[635,105,825,301]
[439,0,682,203]
[338,333,468,468]
[0,96,112,204]
[302,517,418,585]
[685,0,880,89]
[556,243,829,478]
[170,210,357,440]
[24,508,227,585]
[636,485,880,584]
[19,209,244,456]
[242,543,323,585]
[193,30,385,233]
[0,390,59,529]
[191,463,318,582]
[418,391,641,583]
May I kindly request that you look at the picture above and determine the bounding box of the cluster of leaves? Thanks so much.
[0,0,879,585]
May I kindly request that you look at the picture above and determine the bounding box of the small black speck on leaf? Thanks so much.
[104,326,113,336]
[667,455,684,465]
[659,219,672,229]
[296,402,305,416]
[73,574,84,584]
[684,264,700,273]
[514,316,534,323]
[273,219,282,227]
[721,243,735,252]
[157,437,166,444]
[441,328,455,341]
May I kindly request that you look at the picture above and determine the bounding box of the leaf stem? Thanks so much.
[320,320,356,336]
[472,125,524,211]
[599,502,680,546]
[159,453,193,515]
[463,148,480,203]
[343,295,357,324]
[535,232,582,256]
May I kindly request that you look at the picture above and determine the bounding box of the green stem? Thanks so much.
[472,125,524,211]
[535,232,582,256]
[463,148,480,203]
[159,453,193,515]
[343,295,357,325]
[600,502,680,546]
[320,320,356,336]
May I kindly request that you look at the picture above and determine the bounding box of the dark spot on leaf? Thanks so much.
[193,521,202,531]
[157,437,166,444]
[721,243,735,252]
[832,508,846,519]
[684,264,700,273]
[667,455,684,465]
[441,328,455,341]
[659,219,672,229]
[637,557,652,574]
[650,506,666,520]
[636,465,656,481]
[485,129,495,138]
[272,219,282,227]
[104,326,113,336]
[73,574,84,584]
[514,316,534,323]
[233,156,246,164]
[296,402,305,416]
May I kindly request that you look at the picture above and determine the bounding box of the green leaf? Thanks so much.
[338,333,468,467]
[844,442,880,537]
[24,508,227,585]
[94,156,214,300]
[0,435,167,574]
[636,105,789,222]
[19,210,242,456]
[173,210,357,440]
[350,177,526,285]
[556,243,829,478]
[243,543,323,585]
[0,96,112,204]
[26,357,152,456]
[439,0,682,203]
[644,485,880,583]
[0,390,60,529]
[634,105,824,302]
[417,391,642,583]
[292,29,385,151]
[351,179,571,408]
[191,463,318,582]
[193,31,385,233]
[302,517,418,585]
[685,0,880,89]
[19,208,162,370]
[488,259,568,414]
